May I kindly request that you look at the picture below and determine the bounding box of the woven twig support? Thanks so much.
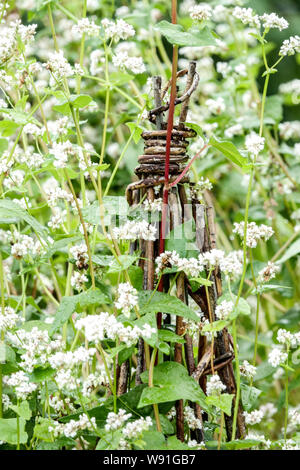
[122,61,245,441]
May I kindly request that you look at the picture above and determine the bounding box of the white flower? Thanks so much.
[233,221,274,248]
[268,347,288,367]
[205,97,225,115]
[240,360,257,380]
[72,18,100,37]
[206,374,226,396]
[260,13,289,31]
[245,132,265,156]
[244,409,263,425]
[69,243,88,269]
[48,206,67,230]
[279,121,300,140]
[258,262,280,283]
[215,300,234,320]
[277,328,299,349]
[115,282,138,317]
[105,409,132,432]
[184,406,202,430]
[233,7,260,28]
[225,124,243,139]
[112,220,157,241]
[0,306,19,332]
[44,50,74,80]
[50,140,75,168]
[122,416,152,440]
[279,36,300,56]
[101,18,135,41]
[71,271,88,292]
[112,51,145,74]
[3,371,37,399]
[189,3,212,22]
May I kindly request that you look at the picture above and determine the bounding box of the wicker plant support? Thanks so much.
[121,61,245,442]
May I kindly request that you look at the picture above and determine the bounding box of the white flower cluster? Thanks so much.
[3,371,37,399]
[49,346,96,370]
[112,52,145,75]
[279,121,300,140]
[258,262,280,283]
[245,132,265,156]
[215,300,234,320]
[75,312,155,346]
[115,282,138,317]
[184,406,202,430]
[0,306,20,332]
[156,248,243,280]
[82,372,108,397]
[69,243,89,269]
[101,18,135,42]
[72,18,100,37]
[244,409,263,425]
[49,414,96,438]
[44,50,74,81]
[189,3,212,22]
[206,374,226,396]
[105,408,132,432]
[122,416,152,440]
[206,97,226,115]
[8,327,62,372]
[49,396,76,415]
[50,140,76,169]
[71,271,88,292]
[11,231,43,259]
[260,13,289,31]
[277,328,300,349]
[225,124,244,139]
[195,177,213,192]
[233,8,289,31]
[111,220,157,241]
[143,198,162,212]
[268,347,288,368]
[48,206,67,230]
[280,36,300,56]
[240,360,257,380]
[233,221,274,248]
[233,7,261,28]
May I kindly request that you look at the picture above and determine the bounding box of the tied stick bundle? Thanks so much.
[123,63,246,441]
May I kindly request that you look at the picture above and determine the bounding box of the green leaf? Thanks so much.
[209,136,250,170]
[138,291,200,322]
[157,329,186,344]
[155,21,217,47]
[126,122,144,144]
[276,238,300,264]
[135,430,166,450]
[202,319,229,332]
[206,393,234,416]
[34,418,56,442]
[0,418,27,445]
[50,289,109,334]
[185,122,205,139]
[139,361,209,410]
[0,200,49,240]
[224,439,261,450]
[0,120,19,137]
[29,366,56,383]
[218,293,251,319]
[190,276,212,287]
[241,384,262,411]
[0,138,8,154]
[53,94,94,115]
[9,401,32,420]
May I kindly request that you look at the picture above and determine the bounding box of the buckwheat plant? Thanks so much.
[0,0,299,452]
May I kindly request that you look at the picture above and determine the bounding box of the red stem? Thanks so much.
[157,0,178,327]
[169,144,209,188]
